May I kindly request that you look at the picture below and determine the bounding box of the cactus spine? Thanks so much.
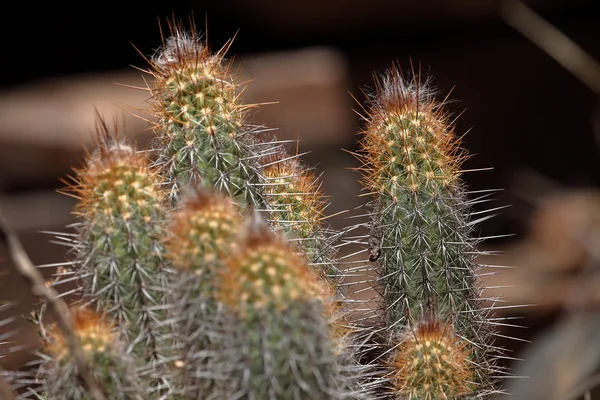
[356,67,496,397]
[260,150,340,280]
[217,217,359,399]
[43,308,145,400]
[165,188,243,398]
[148,23,264,205]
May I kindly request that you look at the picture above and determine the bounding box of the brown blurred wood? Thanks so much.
[0,47,352,184]
[478,189,600,313]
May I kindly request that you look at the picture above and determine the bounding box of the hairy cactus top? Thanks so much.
[44,307,144,400]
[167,187,242,273]
[260,149,341,279]
[391,315,474,400]
[46,308,114,360]
[219,217,323,313]
[147,23,264,205]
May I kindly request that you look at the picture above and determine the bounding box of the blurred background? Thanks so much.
[0,0,599,398]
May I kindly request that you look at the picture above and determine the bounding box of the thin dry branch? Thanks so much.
[0,212,106,400]
[501,0,600,94]
[0,369,16,400]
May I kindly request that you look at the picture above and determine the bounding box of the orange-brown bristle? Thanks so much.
[47,307,114,359]
[67,142,164,223]
[147,22,245,134]
[391,317,474,399]
[263,154,326,223]
[218,228,322,314]
[357,67,468,196]
[166,189,242,271]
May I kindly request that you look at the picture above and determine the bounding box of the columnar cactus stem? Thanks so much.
[217,216,361,399]
[260,149,340,280]
[146,22,343,287]
[147,22,265,206]
[63,120,173,388]
[355,67,497,397]
[43,307,145,400]
[165,188,243,398]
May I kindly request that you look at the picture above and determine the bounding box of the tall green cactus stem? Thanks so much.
[218,217,360,399]
[166,188,243,398]
[391,315,474,400]
[145,22,343,287]
[65,123,171,372]
[260,149,340,280]
[147,22,264,205]
[43,307,145,400]
[356,67,496,396]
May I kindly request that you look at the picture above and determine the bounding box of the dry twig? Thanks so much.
[501,0,600,94]
[0,212,106,400]
[0,369,16,400]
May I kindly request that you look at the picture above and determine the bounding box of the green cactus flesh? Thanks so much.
[357,68,497,397]
[218,222,359,399]
[166,188,243,398]
[43,308,145,400]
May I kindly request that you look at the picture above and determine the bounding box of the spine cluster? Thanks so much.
[43,308,144,400]
[218,217,358,399]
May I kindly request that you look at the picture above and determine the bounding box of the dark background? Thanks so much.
[1,0,599,236]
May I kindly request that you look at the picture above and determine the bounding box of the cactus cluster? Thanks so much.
[0,18,512,400]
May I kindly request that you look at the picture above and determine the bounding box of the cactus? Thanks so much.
[147,22,266,206]
[355,66,498,397]
[65,122,169,356]
[42,307,145,400]
[390,314,474,400]
[260,148,341,280]
[217,215,361,399]
[165,188,243,398]
[58,120,176,395]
